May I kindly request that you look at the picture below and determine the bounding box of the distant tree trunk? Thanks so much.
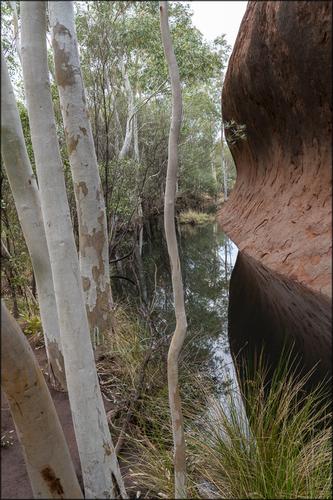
[119,58,134,160]
[49,1,113,346]
[1,301,82,499]
[224,240,228,281]
[133,103,144,256]
[1,51,66,390]
[133,113,140,163]
[21,3,125,497]
[221,122,228,200]
[112,92,121,157]
[159,2,187,498]
[9,0,22,62]
[222,156,228,201]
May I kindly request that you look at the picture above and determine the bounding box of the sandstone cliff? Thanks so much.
[219,1,332,389]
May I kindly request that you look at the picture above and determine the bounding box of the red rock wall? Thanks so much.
[219,1,332,388]
[220,1,331,297]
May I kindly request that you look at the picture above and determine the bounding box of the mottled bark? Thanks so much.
[1,51,66,390]
[1,301,82,499]
[159,2,187,498]
[49,1,113,343]
[21,2,126,497]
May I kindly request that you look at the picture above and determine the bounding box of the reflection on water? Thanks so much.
[113,217,248,429]
[113,218,240,395]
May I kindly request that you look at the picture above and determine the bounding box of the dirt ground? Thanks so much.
[1,343,134,499]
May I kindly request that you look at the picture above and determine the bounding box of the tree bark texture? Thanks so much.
[1,51,66,390]
[21,3,126,497]
[1,301,82,499]
[159,2,187,498]
[49,1,113,342]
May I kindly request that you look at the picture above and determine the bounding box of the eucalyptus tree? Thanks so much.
[1,51,66,390]
[49,1,113,345]
[160,1,188,497]
[20,2,125,497]
[74,1,230,225]
[1,301,82,499]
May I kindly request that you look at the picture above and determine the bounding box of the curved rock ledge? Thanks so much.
[219,1,332,387]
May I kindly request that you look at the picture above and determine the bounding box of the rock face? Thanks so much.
[219,1,332,390]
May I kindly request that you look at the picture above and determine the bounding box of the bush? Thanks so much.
[178,209,216,225]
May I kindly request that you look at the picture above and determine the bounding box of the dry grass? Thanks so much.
[178,209,216,225]
[96,310,331,499]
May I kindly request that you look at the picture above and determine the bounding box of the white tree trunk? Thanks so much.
[133,113,140,163]
[221,125,228,201]
[133,108,144,256]
[20,3,126,497]
[9,1,22,62]
[1,301,82,499]
[49,1,113,342]
[112,92,121,157]
[222,156,228,201]
[119,59,134,160]
[1,51,66,391]
[159,2,187,498]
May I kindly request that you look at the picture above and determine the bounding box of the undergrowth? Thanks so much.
[100,309,332,499]
[178,209,216,225]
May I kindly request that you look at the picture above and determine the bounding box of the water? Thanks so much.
[112,218,239,394]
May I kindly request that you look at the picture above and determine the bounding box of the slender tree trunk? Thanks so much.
[93,87,100,162]
[221,126,228,201]
[222,156,228,201]
[1,51,66,390]
[119,59,134,160]
[159,2,187,497]
[49,1,113,345]
[224,240,228,282]
[21,3,125,497]
[2,230,20,318]
[133,105,144,256]
[133,113,140,163]
[9,0,22,62]
[1,301,82,499]
[112,92,121,157]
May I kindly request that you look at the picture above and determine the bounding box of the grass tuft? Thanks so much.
[99,310,331,499]
[178,209,216,225]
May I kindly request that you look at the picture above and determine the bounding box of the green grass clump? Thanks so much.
[191,366,331,499]
[126,357,331,499]
[100,311,331,499]
[178,209,216,225]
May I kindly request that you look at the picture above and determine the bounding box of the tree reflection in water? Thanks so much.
[113,217,240,400]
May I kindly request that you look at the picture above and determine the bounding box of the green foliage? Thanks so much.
[1,1,24,98]
[19,311,42,336]
[74,0,231,222]
[224,119,247,145]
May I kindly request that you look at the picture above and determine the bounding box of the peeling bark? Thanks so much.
[21,3,126,497]
[1,51,66,390]
[49,1,113,343]
[159,2,187,498]
[1,301,82,499]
